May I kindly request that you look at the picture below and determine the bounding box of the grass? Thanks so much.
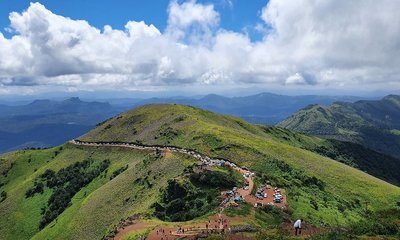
[80,104,400,225]
[2,104,400,239]
[0,143,196,240]
[277,97,400,159]
[123,229,151,240]
[224,203,252,217]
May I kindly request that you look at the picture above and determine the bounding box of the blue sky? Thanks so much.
[0,0,399,97]
[0,0,268,40]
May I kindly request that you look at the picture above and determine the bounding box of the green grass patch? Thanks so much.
[224,202,252,217]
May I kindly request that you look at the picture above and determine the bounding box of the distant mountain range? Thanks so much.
[0,93,368,153]
[128,93,366,124]
[0,97,119,153]
[278,95,400,159]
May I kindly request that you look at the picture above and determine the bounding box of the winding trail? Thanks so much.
[69,139,286,239]
[70,139,231,167]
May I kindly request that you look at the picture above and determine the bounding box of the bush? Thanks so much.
[349,209,400,236]
[25,159,110,229]
[0,191,6,202]
[110,165,128,180]
[25,182,44,198]
[310,199,319,210]
[306,230,354,240]
[154,178,220,222]
[259,205,289,223]
[189,169,238,189]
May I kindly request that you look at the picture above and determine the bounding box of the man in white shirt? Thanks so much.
[293,219,303,235]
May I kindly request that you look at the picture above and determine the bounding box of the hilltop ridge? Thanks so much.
[278,95,400,158]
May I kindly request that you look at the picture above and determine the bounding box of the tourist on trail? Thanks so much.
[294,219,303,235]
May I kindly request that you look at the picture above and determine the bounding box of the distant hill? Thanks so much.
[130,92,365,124]
[0,97,119,153]
[278,95,400,158]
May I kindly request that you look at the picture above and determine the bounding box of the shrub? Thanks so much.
[154,178,220,222]
[25,182,44,198]
[189,169,238,189]
[349,209,400,236]
[0,191,6,202]
[310,199,319,210]
[110,165,129,180]
[306,230,354,240]
[25,159,110,229]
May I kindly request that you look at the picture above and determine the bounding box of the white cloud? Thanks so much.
[0,0,400,94]
[166,0,219,43]
[259,0,400,86]
[285,73,305,85]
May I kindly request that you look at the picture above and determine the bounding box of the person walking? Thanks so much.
[294,219,303,235]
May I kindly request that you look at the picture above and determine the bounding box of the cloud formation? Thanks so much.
[0,0,400,93]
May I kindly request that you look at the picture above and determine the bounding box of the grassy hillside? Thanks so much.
[2,104,400,239]
[278,95,400,159]
[80,104,400,224]
[261,126,400,186]
[0,143,197,240]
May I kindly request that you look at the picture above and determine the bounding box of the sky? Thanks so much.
[0,0,400,98]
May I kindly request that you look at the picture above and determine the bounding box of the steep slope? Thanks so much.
[0,144,196,240]
[278,95,400,158]
[261,126,400,186]
[81,105,400,222]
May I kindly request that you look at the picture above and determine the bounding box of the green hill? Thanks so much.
[261,126,400,186]
[0,144,199,240]
[80,104,400,212]
[1,104,400,239]
[278,95,400,159]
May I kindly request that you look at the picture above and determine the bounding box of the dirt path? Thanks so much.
[71,140,289,239]
[69,140,222,167]
[144,213,244,240]
[114,222,151,240]
[283,222,328,237]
